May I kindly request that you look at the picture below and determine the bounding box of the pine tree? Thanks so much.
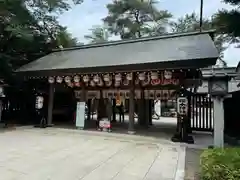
[103,0,172,39]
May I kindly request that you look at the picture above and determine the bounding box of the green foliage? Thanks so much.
[213,0,240,44]
[103,0,172,39]
[170,12,213,33]
[0,0,81,83]
[200,148,240,180]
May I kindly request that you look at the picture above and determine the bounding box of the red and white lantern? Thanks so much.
[73,75,80,83]
[48,77,55,84]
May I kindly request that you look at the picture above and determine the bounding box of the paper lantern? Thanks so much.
[138,73,145,81]
[164,70,172,79]
[103,74,110,82]
[48,77,55,83]
[73,75,80,83]
[83,75,89,82]
[64,76,71,83]
[115,73,122,81]
[126,73,132,81]
[151,72,158,80]
[56,76,63,83]
[90,80,96,87]
[93,75,100,83]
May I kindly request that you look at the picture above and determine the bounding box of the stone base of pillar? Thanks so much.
[128,130,136,135]
[47,124,54,127]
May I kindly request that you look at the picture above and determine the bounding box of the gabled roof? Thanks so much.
[16,30,219,76]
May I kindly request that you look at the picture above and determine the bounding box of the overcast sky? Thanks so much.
[58,0,239,67]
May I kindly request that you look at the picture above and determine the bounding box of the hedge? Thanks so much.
[200,148,240,180]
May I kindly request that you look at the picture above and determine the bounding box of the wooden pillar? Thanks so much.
[138,89,146,126]
[97,90,106,120]
[47,83,54,126]
[112,99,116,122]
[149,100,153,125]
[128,73,135,134]
[80,87,86,102]
[87,99,91,121]
[145,99,149,125]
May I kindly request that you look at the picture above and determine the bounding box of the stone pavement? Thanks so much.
[0,128,185,180]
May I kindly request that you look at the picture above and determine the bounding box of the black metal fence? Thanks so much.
[190,94,214,132]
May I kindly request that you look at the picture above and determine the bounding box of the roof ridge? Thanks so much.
[53,30,216,52]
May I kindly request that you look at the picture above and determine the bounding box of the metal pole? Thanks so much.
[200,0,203,32]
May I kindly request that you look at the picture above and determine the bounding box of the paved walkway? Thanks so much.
[0,128,185,180]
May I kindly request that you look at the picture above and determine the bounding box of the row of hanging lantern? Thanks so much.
[48,71,173,87]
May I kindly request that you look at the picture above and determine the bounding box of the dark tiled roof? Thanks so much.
[16,31,219,74]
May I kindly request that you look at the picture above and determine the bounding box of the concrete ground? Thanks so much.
[0,127,186,180]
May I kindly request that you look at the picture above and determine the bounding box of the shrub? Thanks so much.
[200,148,240,180]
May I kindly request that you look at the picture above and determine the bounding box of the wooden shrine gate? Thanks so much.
[190,94,214,132]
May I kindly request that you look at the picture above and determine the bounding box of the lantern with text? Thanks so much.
[56,76,63,83]
[93,75,99,83]
[103,74,110,82]
[138,72,145,81]
[48,77,55,84]
[126,73,132,81]
[74,75,80,87]
[90,80,96,87]
[177,97,188,115]
[74,75,80,83]
[115,73,122,82]
[36,96,44,110]
[164,70,172,80]
[64,76,71,83]
[83,75,89,83]
[151,72,158,80]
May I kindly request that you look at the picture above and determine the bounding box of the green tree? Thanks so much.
[213,0,240,45]
[103,0,172,39]
[84,25,110,43]
[0,0,81,82]
[171,12,227,67]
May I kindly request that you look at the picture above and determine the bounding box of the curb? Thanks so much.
[174,146,186,180]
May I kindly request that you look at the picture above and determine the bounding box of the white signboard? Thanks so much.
[76,102,85,129]
[177,97,188,115]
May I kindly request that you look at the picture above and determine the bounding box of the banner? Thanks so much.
[76,102,85,129]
